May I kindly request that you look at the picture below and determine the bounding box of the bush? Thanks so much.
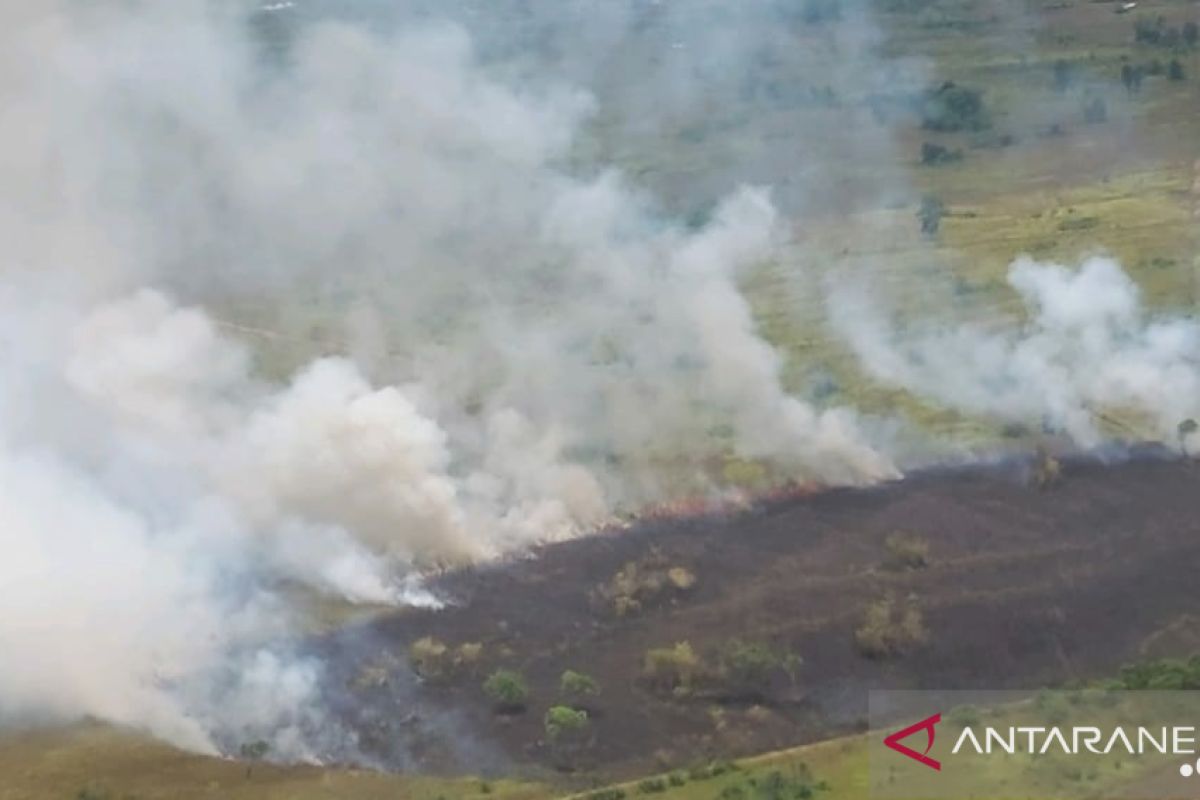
[560,669,599,699]
[718,640,801,700]
[595,550,698,617]
[855,596,929,659]
[636,777,669,794]
[1118,657,1200,690]
[544,705,589,741]
[1169,59,1185,81]
[483,669,529,712]
[643,642,701,694]
[409,636,450,680]
[884,533,930,570]
[920,82,989,132]
[409,637,484,682]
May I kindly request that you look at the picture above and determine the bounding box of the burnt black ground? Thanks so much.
[319,449,1200,779]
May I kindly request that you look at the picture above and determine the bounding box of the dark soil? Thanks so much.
[324,449,1200,779]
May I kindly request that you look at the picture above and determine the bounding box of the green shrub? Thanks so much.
[560,669,599,698]
[483,669,529,712]
[642,642,701,694]
[636,777,668,794]
[718,640,800,700]
[544,705,589,741]
[855,597,929,659]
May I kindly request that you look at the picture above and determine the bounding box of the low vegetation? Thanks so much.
[594,549,698,618]
[642,642,702,696]
[883,533,930,571]
[484,669,530,713]
[544,705,590,742]
[408,636,485,683]
[854,596,929,659]
[1115,656,1200,690]
[561,669,600,700]
[717,640,801,702]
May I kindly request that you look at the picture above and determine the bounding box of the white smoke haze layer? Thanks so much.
[829,255,1200,450]
[0,1,899,759]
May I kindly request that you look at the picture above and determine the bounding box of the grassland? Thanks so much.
[0,725,548,800]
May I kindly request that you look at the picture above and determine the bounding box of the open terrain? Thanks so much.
[345,449,1200,781]
[4,0,1199,797]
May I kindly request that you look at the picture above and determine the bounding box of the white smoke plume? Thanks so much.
[829,255,1200,449]
[0,1,893,757]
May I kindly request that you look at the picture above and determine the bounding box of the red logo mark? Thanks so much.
[884,713,942,771]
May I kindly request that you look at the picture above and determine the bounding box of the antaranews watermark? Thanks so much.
[870,690,1200,799]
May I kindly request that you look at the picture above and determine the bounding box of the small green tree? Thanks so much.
[544,705,590,742]
[718,640,799,700]
[1168,59,1186,81]
[560,669,599,699]
[483,669,529,713]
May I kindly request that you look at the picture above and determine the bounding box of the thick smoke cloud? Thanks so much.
[0,1,894,757]
[829,256,1200,449]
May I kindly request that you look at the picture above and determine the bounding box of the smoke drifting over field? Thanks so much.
[830,256,1200,449]
[0,0,1194,767]
[0,0,898,759]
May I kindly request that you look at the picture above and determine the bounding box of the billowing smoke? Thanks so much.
[0,1,895,758]
[829,255,1200,449]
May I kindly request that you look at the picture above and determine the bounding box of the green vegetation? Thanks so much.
[595,551,697,618]
[717,640,801,701]
[560,669,600,699]
[409,637,486,683]
[1115,656,1200,690]
[642,642,701,695]
[854,596,928,659]
[544,705,589,742]
[483,669,530,713]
